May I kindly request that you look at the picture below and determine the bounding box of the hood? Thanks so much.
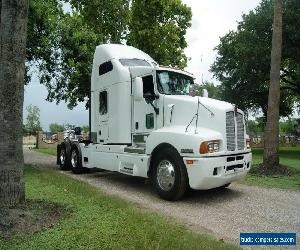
[163,95,235,138]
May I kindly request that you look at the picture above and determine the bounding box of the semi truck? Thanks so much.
[57,44,252,200]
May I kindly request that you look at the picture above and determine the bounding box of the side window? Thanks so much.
[99,91,107,115]
[99,61,113,76]
[142,75,154,95]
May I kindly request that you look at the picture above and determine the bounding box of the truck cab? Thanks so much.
[57,44,252,200]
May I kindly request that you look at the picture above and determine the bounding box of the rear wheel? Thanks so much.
[70,146,84,174]
[59,142,71,170]
[152,147,188,201]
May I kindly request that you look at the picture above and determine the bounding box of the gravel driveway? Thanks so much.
[24,148,300,245]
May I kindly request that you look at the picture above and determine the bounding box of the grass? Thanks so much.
[0,166,238,250]
[33,147,56,156]
[241,147,300,190]
[251,147,300,171]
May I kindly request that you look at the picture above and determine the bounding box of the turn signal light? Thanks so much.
[199,140,221,154]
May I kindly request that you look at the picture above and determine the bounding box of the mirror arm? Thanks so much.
[149,102,159,115]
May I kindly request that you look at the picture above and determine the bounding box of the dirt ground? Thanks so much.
[0,199,71,241]
[24,147,300,245]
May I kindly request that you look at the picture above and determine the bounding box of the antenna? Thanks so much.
[195,96,200,134]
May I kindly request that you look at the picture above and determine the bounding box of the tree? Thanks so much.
[190,81,222,100]
[49,123,65,133]
[67,0,130,43]
[211,0,300,117]
[279,119,299,136]
[128,0,192,69]
[263,0,282,169]
[26,0,191,108]
[26,0,64,84]
[81,125,89,133]
[25,104,41,135]
[34,0,130,108]
[0,0,29,207]
[247,119,264,137]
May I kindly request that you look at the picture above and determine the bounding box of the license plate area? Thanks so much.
[226,164,244,171]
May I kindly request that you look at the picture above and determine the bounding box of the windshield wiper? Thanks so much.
[185,97,215,133]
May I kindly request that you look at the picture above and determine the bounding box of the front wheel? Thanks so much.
[152,147,188,201]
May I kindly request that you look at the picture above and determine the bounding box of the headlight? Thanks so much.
[199,140,221,154]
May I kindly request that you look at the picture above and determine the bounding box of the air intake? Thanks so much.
[226,111,236,151]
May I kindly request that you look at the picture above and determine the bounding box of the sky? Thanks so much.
[24,0,261,131]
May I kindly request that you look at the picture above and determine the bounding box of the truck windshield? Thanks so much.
[156,70,194,95]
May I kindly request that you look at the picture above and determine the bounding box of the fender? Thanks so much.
[146,125,223,157]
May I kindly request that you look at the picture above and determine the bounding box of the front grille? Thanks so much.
[236,112,245,150]
[226,111,245,151]
[226,111,236,151]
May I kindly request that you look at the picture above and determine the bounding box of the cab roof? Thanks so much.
[95,44,157,65]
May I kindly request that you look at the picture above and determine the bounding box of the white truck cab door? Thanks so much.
[133,74,157,135]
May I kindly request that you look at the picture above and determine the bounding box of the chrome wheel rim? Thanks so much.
[71,150,78,169]
[60,148,66,165]
[156,160,175,191]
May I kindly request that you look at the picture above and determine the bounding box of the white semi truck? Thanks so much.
[57,44,251,200]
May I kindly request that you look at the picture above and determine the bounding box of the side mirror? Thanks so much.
[203,89,208,98]
[133,77,143,101]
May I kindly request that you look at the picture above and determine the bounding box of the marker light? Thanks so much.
[199,140,221,154]
[246,139,251,149]
[186,160,194,165]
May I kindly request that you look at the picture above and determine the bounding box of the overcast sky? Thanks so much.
[24,0,261,130]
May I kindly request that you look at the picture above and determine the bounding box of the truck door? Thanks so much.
[133,74,157,136]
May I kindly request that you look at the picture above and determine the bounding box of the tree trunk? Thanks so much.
[0,0,29,207]
[263,0,282,168]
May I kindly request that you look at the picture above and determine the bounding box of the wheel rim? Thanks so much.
[156,160,175,191]
[71,150,78,169]
[60,148,66,165]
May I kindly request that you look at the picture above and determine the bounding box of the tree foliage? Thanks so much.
[25,104,41,135]
[66,0,130,43]
[190,82,222,100]
[279,118,300,135]
[246,119,265,137]
[247,117,300,136]
[26,0,63,84]
[128,0,192,69]
[26,0,192,108]
[211,0,300,117]
[49,123,65,133]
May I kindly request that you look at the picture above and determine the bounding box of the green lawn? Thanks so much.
[241,147,300,190]
[0,166,238,250]
[33,147,56,156]
[251,147,300,171]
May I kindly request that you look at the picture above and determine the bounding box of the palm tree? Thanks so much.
[263,0,282,170]
[0,0,29,207]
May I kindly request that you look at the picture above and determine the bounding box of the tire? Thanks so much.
[151,147,188,201]
[70,145,84,174]
[59,142,71,170]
